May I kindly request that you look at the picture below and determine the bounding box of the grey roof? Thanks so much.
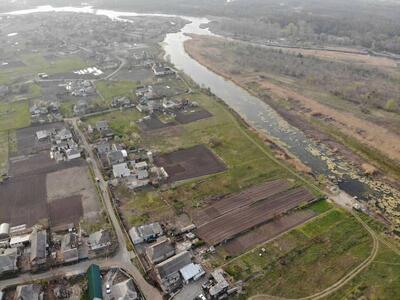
[137,169,149,180]
[88,230,112,248]
[96,120,109,131]
[108,150,124,164]
[96,141,111,154]
[209,268,229,296]
[146,238,175,264]
[0,248,18,274]
[138,223,163,239]
[155,251,192,279]
[30,230,47,262]
[111,279,138,300]
[15,284,42,300]
[113,163,131,178]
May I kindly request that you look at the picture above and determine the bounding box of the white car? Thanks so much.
[106,284,111,294]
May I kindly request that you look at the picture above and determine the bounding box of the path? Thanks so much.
[69,118,162,300]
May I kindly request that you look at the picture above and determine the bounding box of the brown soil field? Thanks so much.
[139,115,176,131]
[194,179,290,226]
[196,187,314,245]
[223,210,316,256]
[0,172,47,226]
[154,144,226,182]
[185,36,400,163]
[175,108,212,124]
[46,165,100,221]
[49,195,83,227]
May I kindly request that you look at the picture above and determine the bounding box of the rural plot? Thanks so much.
[154,145,226,182]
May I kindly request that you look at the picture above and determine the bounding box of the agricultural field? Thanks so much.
[222,208,373,299]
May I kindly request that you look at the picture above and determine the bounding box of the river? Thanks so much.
[4,5,398,210]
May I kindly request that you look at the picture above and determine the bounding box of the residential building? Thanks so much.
[66,148,81,160]
[154,250,192,293]
[179,263,205,284]
[0,248,19,278]
[30,230,47,267]
[107,150,125,165]
[61,232,79,264]
[145,238,175,264]
[113,163,131,178]
[15,284,43,300]
[96,120,109,132]
[129,222,163,245]
[96,141,111,155]
[111,279,138,300]
[88,230,112,253]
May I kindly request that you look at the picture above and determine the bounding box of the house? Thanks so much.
[30,229,47,267]
[145,238,175,264]
[96,141,111,155]
[134,161,148,170]
[207,269,230,299]
[61,232,79,264]
[112,96,131,108]
[129,222,163,245]
[56,128,73,141]
[179,263,205,284]
[66,148,81,160]
[9,234,30,248]
[35,130,49,141]
[113,163,131,178]
[111,279,138,300]
[15,284,43,300]
[107,150,125,165]
[138,223,163,242]
[137,169,149,180]
[87,264,103,300]
[154,250,192,293]
[152,64,175,76]
[88,230,112,253]
[96,120,109,132]
[0,248,19,277]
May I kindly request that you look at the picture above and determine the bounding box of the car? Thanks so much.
[106,284,111,294]
[195,294,207,300]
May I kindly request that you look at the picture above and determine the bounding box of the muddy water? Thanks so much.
[3,6,394,205]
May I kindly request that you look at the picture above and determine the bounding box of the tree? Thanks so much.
[385,99,398,111]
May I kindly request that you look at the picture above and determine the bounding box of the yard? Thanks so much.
[222,208,373,299]
[95,80,138,104]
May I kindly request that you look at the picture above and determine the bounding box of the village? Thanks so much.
[1,5,399,300]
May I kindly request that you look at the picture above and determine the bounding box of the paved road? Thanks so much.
[70,118,162,300]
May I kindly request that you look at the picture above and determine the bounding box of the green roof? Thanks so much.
[87,264,103,300]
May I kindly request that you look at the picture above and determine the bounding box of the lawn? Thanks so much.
[95,80,138,104]
[0,100,31,131]
[223,208,372,299]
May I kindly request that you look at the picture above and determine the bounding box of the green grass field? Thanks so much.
[0,100,31,131]
[0,53,90,85]
[95,80,138,104]
[223,208,372,299]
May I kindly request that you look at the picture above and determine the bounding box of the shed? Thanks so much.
[179,263,205,283]
[87,264,103,300]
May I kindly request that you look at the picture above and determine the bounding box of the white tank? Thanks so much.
[0,223,10,240]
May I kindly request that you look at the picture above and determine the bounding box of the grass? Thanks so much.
[0,132,9,175]
[0,53,90,85]
[0,100,31,131]
[327,242,400,300]
[223,208,372,299]
[95,80,138,104]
